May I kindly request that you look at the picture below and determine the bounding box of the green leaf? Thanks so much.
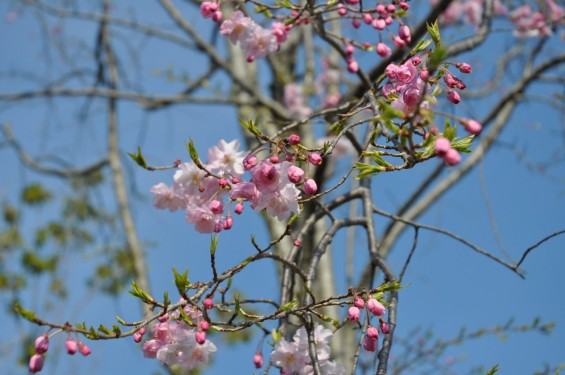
[272,328,283,343]
[363,151,392,167]
[21,183,52,205]
[411,38,432,55]
[115,315,127,325]
[98,325,111,335]
[378,99,405,121]
[485,364,500,375]
[112,325,121,336]
[13,303,37,322]
[186,138,200,165]
[355,162,384,179]
[239,118,263,138]
[128,280,154,304]
[127,147,148,169]
[429,45,448,70]
[178,306,192,325]
[278,299,296,313]
[210,235,219,256]
[426,20,441,45]
[451,135,475,153]
[172,267,190,296]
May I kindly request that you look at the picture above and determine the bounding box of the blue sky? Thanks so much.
[1,1,564,374]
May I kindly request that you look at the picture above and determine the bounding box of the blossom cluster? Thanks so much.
[383,57,432,116]
[509,0,564,38]
[142,300,216,371]
[346,295,390,353]
[151,138,322,231]
[219,10,290,62]
[29,332,91,373]
[270,323,345,374]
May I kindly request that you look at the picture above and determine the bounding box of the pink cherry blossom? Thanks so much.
[347,306,361,322]
[303,178,318,195]
[367,297,386,316]
[220,11,254,45]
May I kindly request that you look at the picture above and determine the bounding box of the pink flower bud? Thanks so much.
[287,165,305,184]
[270,155,280,164]
[380,320,391,334]
[288,134,301,145]
[387,4,396,13]
[443,148,461,166]
[367,325,379,340]
[304,178,318,195]
[214,221,222,232]
[372,18,386,30]
[367,297,386,316]
[461,118,482,134]
[133,332,143,343]
[209,200,224,215]
[212,10,222,23]
[352,17,361,29]
[354,296,365,308]
[363,336,378,352]
[456,62,472,74]
[411,56,421,66]
[243,154,258,170]
[29,354,44,373]
[399,2,410,10]
[434,137,451,156]
[363,13,373,24]
[420,69,429,80]
[79,342,91,356]
[376,4,387,15]
[253,352,264,368]
[443,72,458,88]
[376,42,391,58]
[218,178,228,188]
[347,306,361,322]
[231,177,240,184]
[346,0,359,4]
[308,153,323,166]
[195,330,206,345]
[398,24,411,42]
[345,44,355,56]
[66,338,78,355]
[384,16,393,25]
[234,202,244,215]
[203,298,214,309]
[293,239,301,247]
[200,320,210,331]
[392,36,406,48]
[158,313,168,322]
[447,89,461,104]
[337,4,347,16]
[223,215,233,230]
[34,335,49,354]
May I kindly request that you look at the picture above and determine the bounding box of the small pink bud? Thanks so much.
[363,13,373,24]
[293,239,301,247]
[363,336,378,352]
[66,339,78,355]
[461,118,482,134]
[218,178,228,188]
[79,342,91,356]
[429,126,439,136]
[200,320,210,331]
[347,306,361,322]
[209,200,224,215]
[447,89,461,104]
[354,296,365,309]
[411,56,421,66]
[456,80,466,90]
[443,148,461,166]
[399,2,410,10]
[345,44,355,56]
[337,4,348,16]
[420,69,429,80]
[288,134,300,145]
[158,313,168,322]
[29,354,44,373]
[287,165,305,184]
[348,60,359,73]
[346,0,359,4]
[387,4,396,13]
[434,137,451,156]
[253,352,264,368]
[308,153,323,166]
[367,297,386,316]
[372,18,386,30]
[456,62,472,74]
[398,24,411,42]
[243,154,258,170]
[212,10,222,23]
[392,36,406,48]
[223,215,233,230]
[376,4,387,15]
[303,178,318,195]
[133,332,143,343]
[195,330,206,345]
[203,298,214,309]
[443,72,458,88]
[380,320,391,334]
[234,202,244,215]
[376,43,391,58]
[352,17,361,29]
[384,16,393,25]
[270,155,280,164]
[367,325,379,339]
[34,335,49,354]
[247,55,255,63]
[231,177,240,184]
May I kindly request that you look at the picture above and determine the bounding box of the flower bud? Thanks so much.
[200,320,210,331]
[398,24,411,42]
[456,62,472,74]
[372,18,386,30]
[303,178,318,195]
[133,332,143,343]
[363,336,378,352]
[308,153,323,166]
[253,352,264,368]
[29,354,44,373]
[347,60,359,73]
[347,306,361,322]
[363,13,373,24]
[195,330,206,345]
[234,202,244,215]
[243,154,258,170]
[380,320,391,334]
[443,148,461,166]
[209,200,224,215]
[337,4,347,16]
[66,339,78,355]
[367,297,386,316]
[367,325,379,340]
[376,43,391,58]
[293,239,301,247]
[287,165,305,184]
[203,298,214,309]
[34,335,49,354]
[434,137,451,156]
[79,342,91,356]
[461,118,482,134]
[223,215,233,230]
[447,89,461,104]
[288,134,301,145]
[354,296,365,308]
[270,155,280,164]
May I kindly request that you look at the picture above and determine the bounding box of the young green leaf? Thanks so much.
[127,147,148,169]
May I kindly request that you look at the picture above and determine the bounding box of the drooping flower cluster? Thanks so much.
[219,10,290,62]
[270,323,345,374]
[142,301,216,371]
[509,0,565,38]
[29,332,91,373]
[346,295,390,353]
